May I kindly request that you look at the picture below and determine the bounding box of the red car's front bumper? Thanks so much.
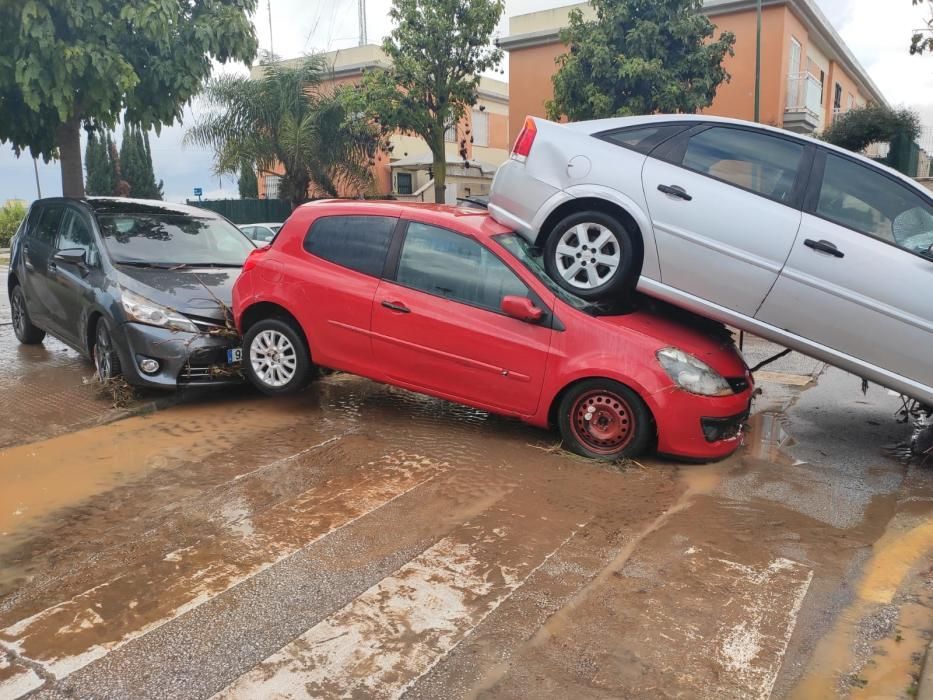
[648,384,754,460]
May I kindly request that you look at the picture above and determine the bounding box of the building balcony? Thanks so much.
[784,72,823,134]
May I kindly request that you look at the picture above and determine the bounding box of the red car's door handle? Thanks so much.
[381,300,411,313]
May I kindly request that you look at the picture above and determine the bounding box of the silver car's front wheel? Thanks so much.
[554,223,622,290]
[543,211,638,302]
[243,318,312,396]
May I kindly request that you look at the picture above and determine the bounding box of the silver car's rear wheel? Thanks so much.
[554,223,621,290]
[543,211,639,302]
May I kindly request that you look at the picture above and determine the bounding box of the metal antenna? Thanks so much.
[267,0,274,59]
[358,0,367,46]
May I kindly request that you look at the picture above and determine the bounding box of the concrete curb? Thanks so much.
[918,638,933,699]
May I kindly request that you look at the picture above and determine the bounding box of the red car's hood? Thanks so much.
[595,308,748,378]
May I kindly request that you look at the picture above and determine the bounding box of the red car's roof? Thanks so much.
[296,200,511,239]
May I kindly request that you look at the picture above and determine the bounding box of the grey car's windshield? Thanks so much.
[97,213,255,266]
[494,234,593,312]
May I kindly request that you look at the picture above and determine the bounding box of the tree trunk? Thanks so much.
[432,128,447,204]
[56,116,85,198]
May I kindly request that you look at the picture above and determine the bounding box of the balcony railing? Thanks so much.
[786,72,823,117]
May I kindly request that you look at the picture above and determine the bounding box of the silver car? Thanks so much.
[489,115,933,405]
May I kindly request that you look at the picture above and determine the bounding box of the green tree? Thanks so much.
[357,0,504,204]
[105,132,120,195]
[186,56,384,208]
[119,126,142,197]
[911,0,933,54]
[823,105,921,152]
[142,131,164,199]
[0,0,257,198]
[85,131,111,195]
[238,161,258,199]
[547,0,736,121]
[0,200,27,248]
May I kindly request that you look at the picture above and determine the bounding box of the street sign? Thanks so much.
[193,187,203,197]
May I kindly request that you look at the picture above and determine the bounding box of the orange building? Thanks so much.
[252,45,511,203]
[499,0,887,143]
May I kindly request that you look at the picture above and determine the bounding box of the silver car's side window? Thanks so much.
[816,153,933,257]
[681,127,805,204]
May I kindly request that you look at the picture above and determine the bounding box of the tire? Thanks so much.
[10,285,46,344]
[543,211,638,301]
[557,379,654,460]
[93,319,123,382]
[243,318,313,396]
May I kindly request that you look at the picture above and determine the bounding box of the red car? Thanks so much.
[232,201,754,461]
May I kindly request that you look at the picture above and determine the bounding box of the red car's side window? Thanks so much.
[395,222,528,312]
[303,215,397,277]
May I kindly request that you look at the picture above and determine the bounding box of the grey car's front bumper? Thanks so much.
[115,322,243,389]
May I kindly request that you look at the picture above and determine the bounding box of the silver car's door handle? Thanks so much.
[658,184,692,201]
[804,239,845,258]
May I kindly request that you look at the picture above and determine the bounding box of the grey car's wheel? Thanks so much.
[543,211,638,301]
[243,318,312,396]
[10,285,46,344]
[93,319,122,382]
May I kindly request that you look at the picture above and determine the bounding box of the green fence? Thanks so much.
[186,198,293,224]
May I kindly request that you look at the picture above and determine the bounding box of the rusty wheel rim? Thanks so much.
[570,389,635,454]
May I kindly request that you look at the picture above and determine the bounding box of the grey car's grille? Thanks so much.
[179,364,214,382]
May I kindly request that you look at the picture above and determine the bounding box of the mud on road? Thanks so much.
[0,316,931,699]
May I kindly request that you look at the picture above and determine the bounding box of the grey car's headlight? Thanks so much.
[656,347,733,396]
[121,289,198,333]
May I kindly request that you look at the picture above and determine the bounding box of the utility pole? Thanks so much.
[358,0,367,46]
[33,158,42,198]
[754,0,762,122]
[267,0,274,60]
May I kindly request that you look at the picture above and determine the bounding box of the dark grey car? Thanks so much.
[7,197,256,388]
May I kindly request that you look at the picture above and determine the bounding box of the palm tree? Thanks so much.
[186,55,383,208]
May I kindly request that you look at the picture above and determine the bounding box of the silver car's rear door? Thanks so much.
[756,149,933,392]
[642,125,808,317]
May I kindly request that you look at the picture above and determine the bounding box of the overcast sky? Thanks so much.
[2,0,931,204]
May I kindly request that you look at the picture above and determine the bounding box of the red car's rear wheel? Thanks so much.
[558,379,654,460]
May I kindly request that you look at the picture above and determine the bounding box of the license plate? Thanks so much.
[227,348,242,363]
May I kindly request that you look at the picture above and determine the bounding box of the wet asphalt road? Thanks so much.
[0,270,931,699]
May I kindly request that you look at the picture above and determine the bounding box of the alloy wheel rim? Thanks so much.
[554,223,621,290]
[250,330,298,388]
[11,293,25,336]
[570,390,635,454]
[95,326,112,380]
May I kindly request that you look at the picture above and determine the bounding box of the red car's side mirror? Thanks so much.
[501,295,544,323]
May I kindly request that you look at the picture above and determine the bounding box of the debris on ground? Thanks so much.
[89,376,139,408]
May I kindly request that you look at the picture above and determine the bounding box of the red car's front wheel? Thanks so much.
[557,379,654,460]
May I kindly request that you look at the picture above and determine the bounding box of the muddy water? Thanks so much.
[0,394,327,553]
[1,341,928,700]
[0,372,682,698]
[790,517,933,699]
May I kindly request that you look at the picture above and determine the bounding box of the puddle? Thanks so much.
[745,412,799,466]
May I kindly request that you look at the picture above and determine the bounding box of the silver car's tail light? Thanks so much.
[510,116,538,163]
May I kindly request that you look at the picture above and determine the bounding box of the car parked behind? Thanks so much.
[239,222,283,245]
[233,200,754,461]
[489,114,933,407]
[8,197,255,388]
